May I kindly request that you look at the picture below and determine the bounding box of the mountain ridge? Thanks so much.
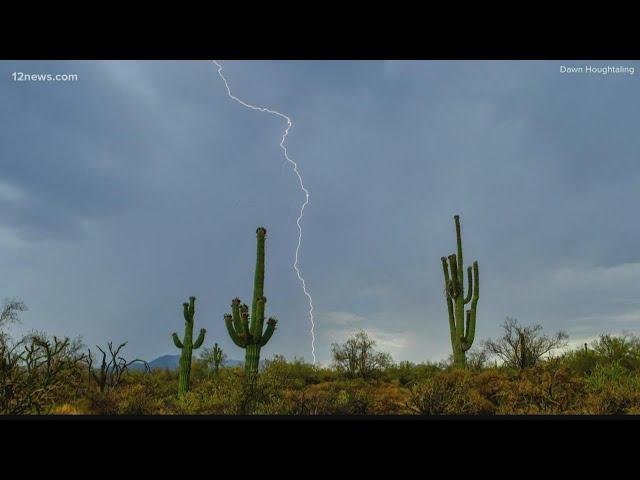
[130,354,245,370]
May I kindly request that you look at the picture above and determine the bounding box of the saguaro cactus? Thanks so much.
[212,343,224,374]
[441,215,479,368]
[224,227,278,377]
[172,296,206,395]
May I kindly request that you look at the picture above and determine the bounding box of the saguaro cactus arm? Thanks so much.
[464,266,473,304]
[441,257,456,340]
[461,311,475,351]
[231,298,244,334]
[240,303,250,337]
[172,333,183,349]
[448,254,459,296]
[259,318,277,347]
[460,261,479,350]
[193,328,206,349]
[471,261,479,307]
[225,314,246,348]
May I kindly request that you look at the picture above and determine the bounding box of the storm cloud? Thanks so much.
[1,60,638,364]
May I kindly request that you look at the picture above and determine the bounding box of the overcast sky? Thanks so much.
[1,60,639,364]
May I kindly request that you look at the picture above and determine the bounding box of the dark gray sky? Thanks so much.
[1,60,639,364]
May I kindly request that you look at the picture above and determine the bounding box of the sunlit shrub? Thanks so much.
[280,380,377,415]
[115,383,166,415]
[368,380,412,414]
[495,362,585,414]
[407,370,494,415]
[50,403,84,415]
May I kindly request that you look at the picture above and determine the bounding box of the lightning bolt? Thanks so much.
[211,60,316,364]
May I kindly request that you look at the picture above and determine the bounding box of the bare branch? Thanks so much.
[483,317,568,370]
[0,299,27,330]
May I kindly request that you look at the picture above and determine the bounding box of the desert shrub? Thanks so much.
[50,403,84,415]
[83,363,168,415]
[466,348,490,371]
[383,361,442,385]
[85,390,120,415]
[483,317,568,370]
[591,334,640,370]
[495,361,585,414]
[85,341,148,392]
[171,368,279,415]
[581,362,640,414]
[469,369,510,405]
[288,379,375,415]
[562,347,599,376]
[114,382,166,415]
[323,380,373,414]
[139,368,178,396]
[187,358,216,384]
[586,360,630,391]
[172,370,237,414]
[407,370,495,415]
[111,371,176,415]
[261,355,332,387]
[286,379,410,415]
[1,332,86,414]
[331,331,393,379]
[198,344,228,375]
[0,299,27,331]
[563,334,640,378]
[368,380,412,414]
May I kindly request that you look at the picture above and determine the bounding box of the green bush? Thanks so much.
[383,361,442,385]
[582,362,640,414]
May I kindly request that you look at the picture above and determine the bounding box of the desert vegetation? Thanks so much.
[4,317,640,415]
[2,219,640,415]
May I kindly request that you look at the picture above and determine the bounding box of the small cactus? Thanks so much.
[224,227,278,377]
[172,296,206,395]
[440,215,479,368]
[212,343,224,374]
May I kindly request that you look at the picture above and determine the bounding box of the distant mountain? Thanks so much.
[130,354,245,371]
[149,355,181,370]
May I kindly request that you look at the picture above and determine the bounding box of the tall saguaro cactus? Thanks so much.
[172,296,206,395]
[224,227,278,377]
[441,215,479,368]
